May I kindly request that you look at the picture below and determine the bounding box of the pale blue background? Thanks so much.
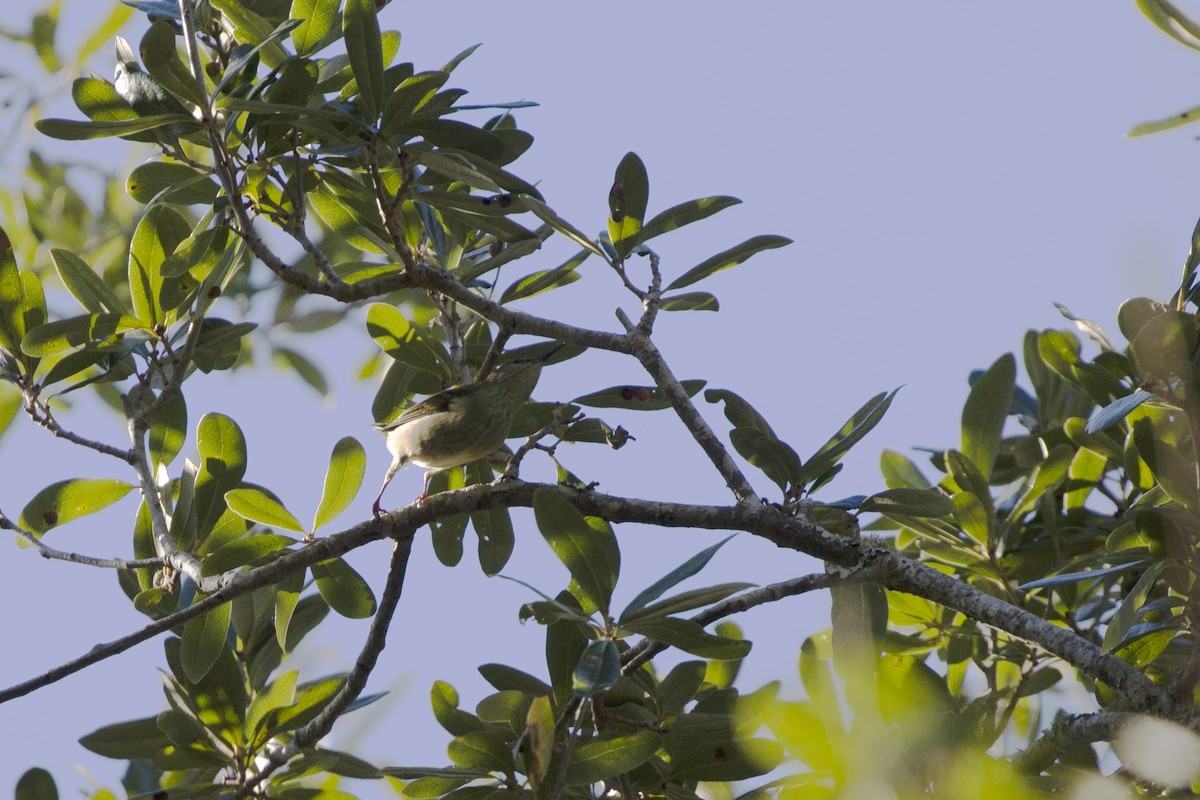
[0,1,1194,794]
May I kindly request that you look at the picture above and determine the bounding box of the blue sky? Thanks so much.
[2,1,1199,794]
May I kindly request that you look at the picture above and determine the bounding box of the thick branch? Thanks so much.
[1,480,1179,719]
[1015,711,1135,774]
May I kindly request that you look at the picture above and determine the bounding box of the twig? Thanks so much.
[501,406,583,480]
[239,529,418,795]
[621,570,859,675]
[617,309,759,504]
[635,248,661,337]
[23,395,135,464]
[0,510,163,571]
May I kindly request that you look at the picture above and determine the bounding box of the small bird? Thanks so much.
[372,344,563,516]
[114,36,190,119]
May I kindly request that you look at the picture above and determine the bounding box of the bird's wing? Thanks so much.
[373,386,466,432]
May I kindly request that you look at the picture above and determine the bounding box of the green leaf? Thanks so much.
[313,436,366,531]
[365,303,452,380]
[471,504,515,576]
[521,195,610,261]
[795,389,898,490]
[15,768,58,800]
[193,413,249,543]
[202,532,297,576]
[18,478,134,536]
[34,114,195,140]
[704,388,777,436]
[78,716,166,759]
[621,535,735,621]
[573,639,621,696]
[50,248,127,314]
[661,291,719,312]
[1137,0,1200,51]
[625,617,751,660]
[129,205,191,326]
[127,162,219,206]
[860,487,953,518]
[272,346,329,397]
[274,568,305,650]
[140,20,206,108]
[20,313,145,356]
[291,0,341,55]
[225,486,305,532]
[210,0,289,67]
[961,353,1015,481]
[312,557,377,618]
[573,379,705,410]
[343,0,385,120]
[477,663,552,696]
[447,731,513,773]
[180,600,232,683]
[533,488,619,616]
[636,196,740,248]
[665,234,791,290]
[562,731,661,785]
[729,427,802,491]
[0,226,24,359]
[500,249,589,304]
[608,152,649,258]
[149,390,187,469]
[1102,562,1167,654]
[619,583,752,628]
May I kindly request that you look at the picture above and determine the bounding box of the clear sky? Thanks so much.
[1,1,1198,795]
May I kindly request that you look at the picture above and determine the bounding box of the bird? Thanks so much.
[371,343,564,517]
[113,36,190,119]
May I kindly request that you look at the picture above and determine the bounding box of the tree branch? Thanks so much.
[1015,711,1136,774]
[621,570,858,675]
[239,528,418,795]
[617,312,758,504]
[0,510,163,571]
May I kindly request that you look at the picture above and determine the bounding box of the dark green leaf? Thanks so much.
[572,639,621,696]
[621,536,735,620]
[562,731,661,785]
[636,196,740,247]
[127,162,219,205]
[795,389,898,490]
[343,0,384,120]
[626,617,751,660]
[666,234,791,290]
[34,114,196,140]
[661,291,719,312]
[533,488,618,616]
[312,557,377,618]
[860,487,953,518]
[202,532,296,576]
[573,380,705,410]
[180,601,232,683]
[50,248,127,314]
[20,313,145,356]
[79,716,166,759]
[961,354,1015,481]
[15,768,58,800]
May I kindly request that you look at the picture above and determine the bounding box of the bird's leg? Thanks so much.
[373,458,404,517]
[418,469,435,501]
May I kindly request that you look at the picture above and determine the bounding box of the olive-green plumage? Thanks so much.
[371,347,558,516]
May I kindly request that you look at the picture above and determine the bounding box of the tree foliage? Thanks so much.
[7,1,1200,799]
